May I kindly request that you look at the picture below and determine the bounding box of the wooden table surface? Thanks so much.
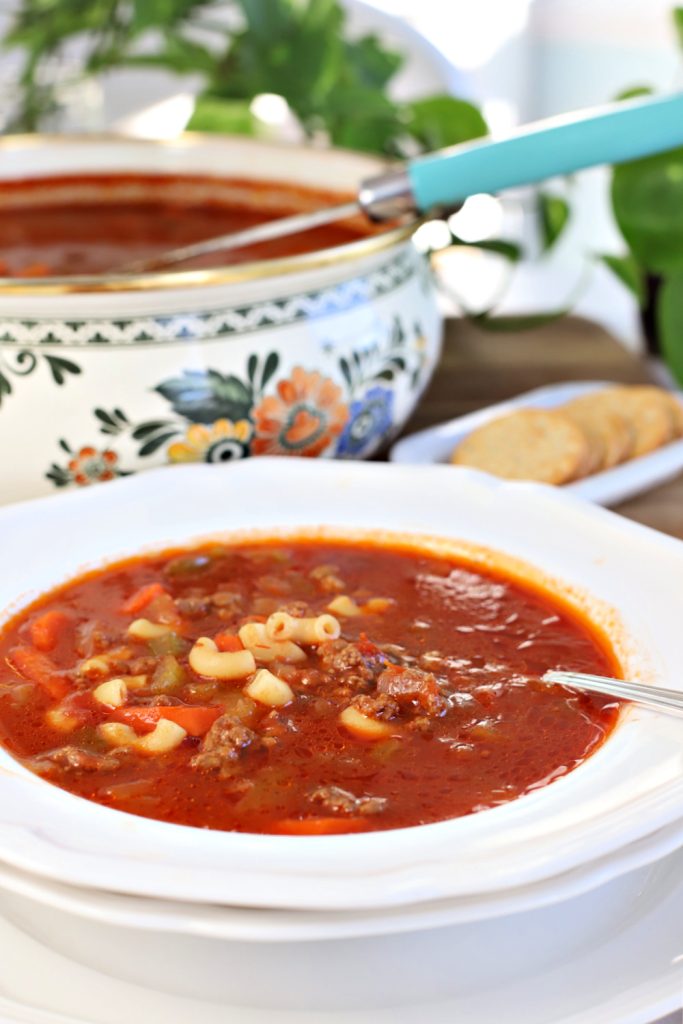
[398,316,683,541]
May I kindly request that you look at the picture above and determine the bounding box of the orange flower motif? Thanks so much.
[68,446,119,486]
[252,367,348,457]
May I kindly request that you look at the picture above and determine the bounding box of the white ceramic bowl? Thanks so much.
[0,135,442,505]
[0,459,681,914]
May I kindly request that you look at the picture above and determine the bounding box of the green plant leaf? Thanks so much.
[598,253,645,304]
[449,234,522,262]
[614,86,653,101]
[537,193,570,251]
[259,351,279,391]
[131,420,176,440]
[612,148,683,274]
[404,95,488,151]
[656,274,683,385]
[187,95,256,135]
[472,309,567,332]
[138,431,180,458]
[674,7,683,48]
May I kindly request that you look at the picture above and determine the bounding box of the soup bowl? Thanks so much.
[0,460,681,907]
[0,459,682,1011]
[0,134,442,506]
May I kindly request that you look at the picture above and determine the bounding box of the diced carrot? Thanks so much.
[8,646,70,700]
[122,582,167,616]
[110,705,222,737]
[29,610,71,652]
[214,632,244,652]
[272,817,367,836]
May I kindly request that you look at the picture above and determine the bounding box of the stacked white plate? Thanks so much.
[0,460,681,1021]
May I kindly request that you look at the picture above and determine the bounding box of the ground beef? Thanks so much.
[278,600,310,618]
[34,746,121,773]
[175,595,213,618]
[350,693,400,721]
[190,714,262,778]
[309,784,387,816]
[74,620,115,658]
[309,564,345,593]
[317,639,387,691]
[377,666,448,716]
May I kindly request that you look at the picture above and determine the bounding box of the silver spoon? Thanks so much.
[543,671,683,719]
[119,90,683,274]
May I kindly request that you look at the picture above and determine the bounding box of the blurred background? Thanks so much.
[0,0,681,361]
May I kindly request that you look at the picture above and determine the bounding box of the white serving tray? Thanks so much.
[390,381,683,506]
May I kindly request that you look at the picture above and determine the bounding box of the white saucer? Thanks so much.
[0,845,681,1024]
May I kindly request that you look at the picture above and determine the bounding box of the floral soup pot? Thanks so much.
[0,135,442,504]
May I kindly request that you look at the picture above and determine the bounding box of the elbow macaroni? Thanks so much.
[245,668,294,708]
[93,678,128,708]
[265,612,340,644]
[189,636,256,680]
[326,595,362,617]
[99,718,187,754]
[128,618,172,640]
[238,622,306,664]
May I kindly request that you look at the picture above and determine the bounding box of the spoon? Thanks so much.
[543,670,683,719]
[121,90,683,274]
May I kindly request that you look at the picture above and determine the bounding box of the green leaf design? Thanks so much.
[656,274,683,385]
[44,355,81,386]
[404,96,488,151]
[45,464,71,487]
[155,369,253,423]
[132,420,177,441]
[612,148,683,274]
[58,438,72,454]
[0,372,11,404]
[537,193,571,251]
[259,352,279,392]
[339,357,353,390]
[472,310,567,332]
[598,253,645,304]
[138,431,180,458]
[246,353,258,386]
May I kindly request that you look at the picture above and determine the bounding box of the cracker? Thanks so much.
[451,409,591,484]
[562,393,634,470]
[597,386,675,457]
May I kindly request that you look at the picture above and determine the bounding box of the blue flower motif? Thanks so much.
[337,386,394,457]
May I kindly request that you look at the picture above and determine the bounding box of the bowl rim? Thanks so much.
[0,459,682,911]
[0,131,418,295]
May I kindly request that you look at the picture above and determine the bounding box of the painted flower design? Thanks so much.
[336,387,395,458]
[167,419,252,464]
[68,446,120,485]
[252,368,348,457]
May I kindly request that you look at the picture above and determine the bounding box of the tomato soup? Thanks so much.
[0,540,620,834]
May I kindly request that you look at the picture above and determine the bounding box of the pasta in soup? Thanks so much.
[0,539,620,834]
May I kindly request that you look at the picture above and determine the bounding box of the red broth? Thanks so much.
[0,174,372,277]
[0,540,620,834]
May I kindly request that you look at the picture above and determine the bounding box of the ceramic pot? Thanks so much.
[0,135,442,504]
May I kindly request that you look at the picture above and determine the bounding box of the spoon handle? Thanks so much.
[407,91,683,210]
[543,670,683,719]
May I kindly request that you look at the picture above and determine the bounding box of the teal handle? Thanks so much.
[407,92,683,211]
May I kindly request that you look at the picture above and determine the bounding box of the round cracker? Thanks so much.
[597,386,675,457]
[451,408,590,484]
[562,393,634,470]
[663,391,683,437]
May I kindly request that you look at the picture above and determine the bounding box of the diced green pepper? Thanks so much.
[150,655,186,694]
[148,632,189,657]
